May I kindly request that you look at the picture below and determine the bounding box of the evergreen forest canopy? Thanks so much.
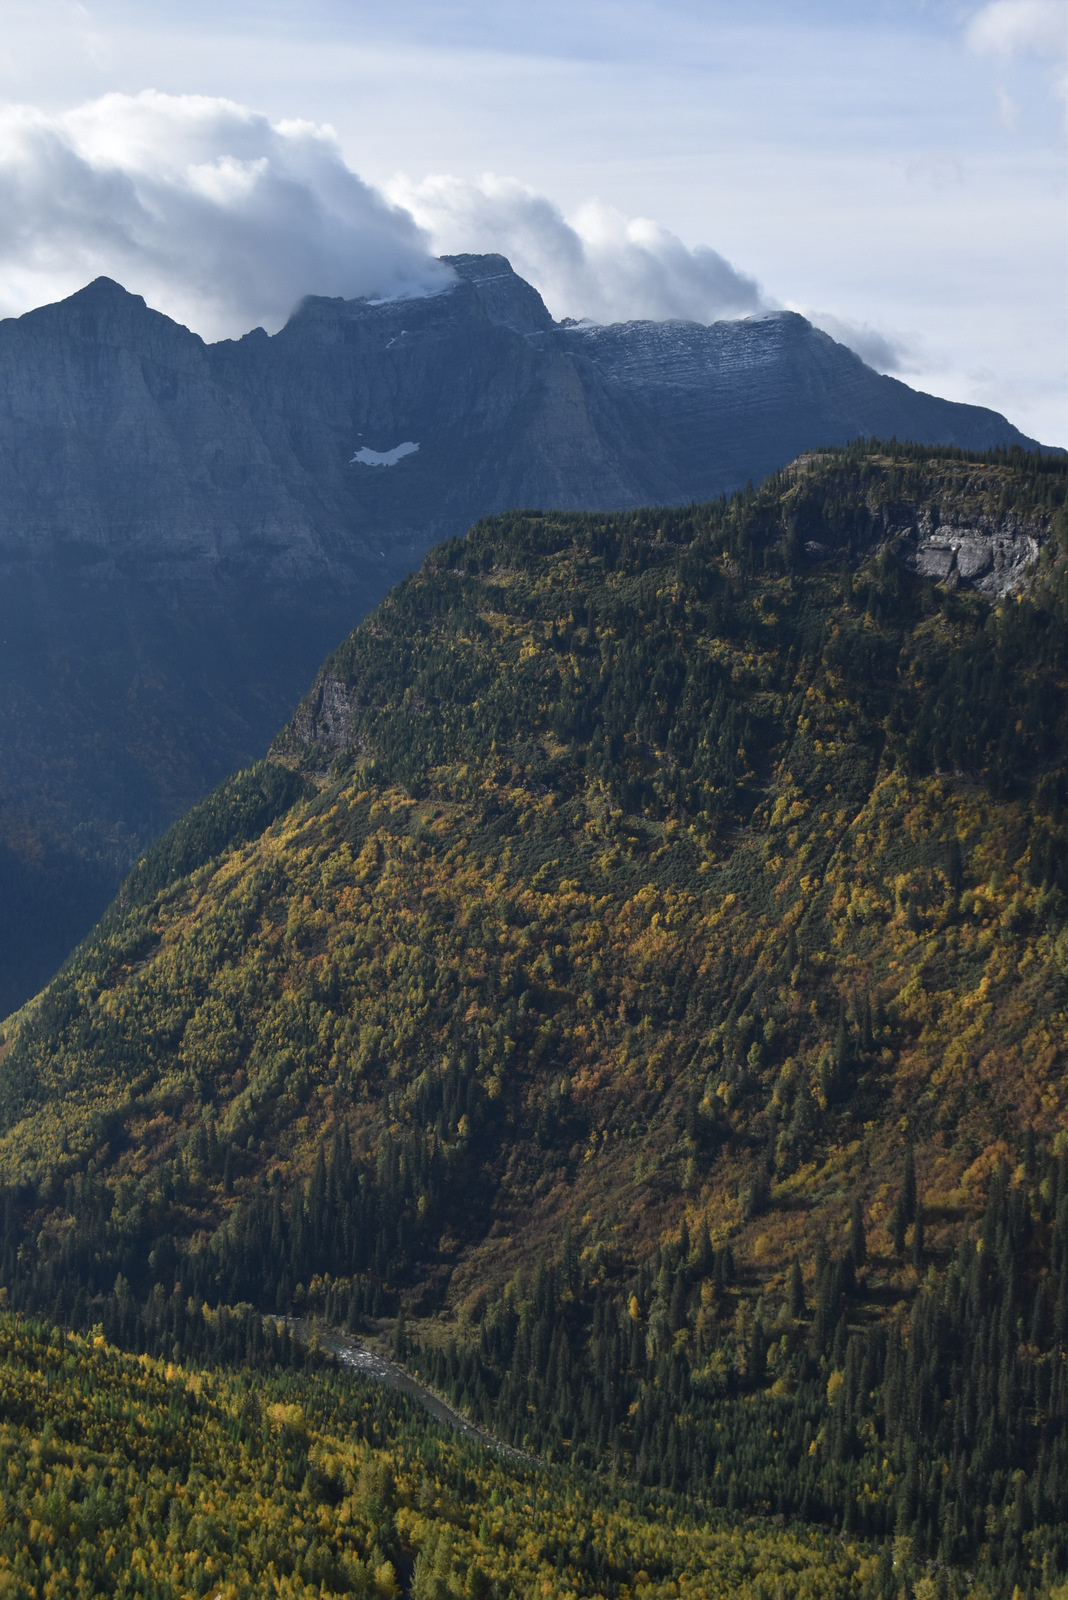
[0,441,1067,1595]
[0,1310,904,1599]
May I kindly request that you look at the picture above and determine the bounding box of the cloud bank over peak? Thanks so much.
[0,92,450,339]
[795,311,911,376]
[0,90,909,382]
[387,172,767,327]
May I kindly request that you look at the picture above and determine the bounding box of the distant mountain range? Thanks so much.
[0,253,1045,1012]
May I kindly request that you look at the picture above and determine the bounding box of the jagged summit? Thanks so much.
[286,252,556,340]
[441,250,516,280]
[54,274,139,305]
[440,251,555,335]
[7,273,202,354]
[23,274,158,323]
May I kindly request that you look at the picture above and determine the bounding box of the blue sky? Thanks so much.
[0,0,1064,441]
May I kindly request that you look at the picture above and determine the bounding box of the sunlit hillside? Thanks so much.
[0,442,1066,1592]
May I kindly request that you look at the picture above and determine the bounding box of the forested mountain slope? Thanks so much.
[0,1313,880,1599]
[0,443,1067,1591]
[0,256,1045,1015]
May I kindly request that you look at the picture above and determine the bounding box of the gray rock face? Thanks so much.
[899,510,1043,597]
[555,312,1044,496]
[290,675,361,763]
[0,252,1045,1012]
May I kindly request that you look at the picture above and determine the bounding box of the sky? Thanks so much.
[0,0,1063,443]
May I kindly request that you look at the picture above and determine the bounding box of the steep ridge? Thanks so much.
[0,444,1066,1587]
[0,257,1045,1012]
[558,310,1033,495]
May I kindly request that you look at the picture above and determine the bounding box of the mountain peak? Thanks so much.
[14,275,197,345]
[51,278,154,322]
[441,251,519,282]
[439,251,554,336]
[73,276,145,305]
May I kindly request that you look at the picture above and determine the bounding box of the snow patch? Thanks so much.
[350,441,419,467]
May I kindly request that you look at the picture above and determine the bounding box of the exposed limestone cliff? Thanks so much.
[899,507,1044,596]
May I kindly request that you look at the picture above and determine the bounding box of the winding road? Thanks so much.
[292,1320,537,1465]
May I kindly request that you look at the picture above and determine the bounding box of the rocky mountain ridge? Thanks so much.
[0,256,1047,1013]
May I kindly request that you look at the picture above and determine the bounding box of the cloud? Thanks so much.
[0,91,451,338]
[996,84,1022,126]
[967,0,1067,58]
[966,0,1067,120]
[387,172,767,325]
[0,89,905,381]
[903,150,967,188]
[800,311,912,375]
[393,172,915,373]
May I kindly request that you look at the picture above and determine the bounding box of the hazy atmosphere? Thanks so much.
[0,0,1064,442]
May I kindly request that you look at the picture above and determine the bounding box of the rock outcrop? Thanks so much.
[900,509,1044,597]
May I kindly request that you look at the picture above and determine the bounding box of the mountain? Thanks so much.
[0,256,1046,1014]
[0,442,1066,1590]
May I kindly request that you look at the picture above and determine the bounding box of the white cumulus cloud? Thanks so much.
[386,172,767,326]
[0,91,451,338]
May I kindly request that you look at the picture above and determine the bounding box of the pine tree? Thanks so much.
[890,1146,916,1256]
[392,1309,407,1362]
[849,1197,866,1267]
[787,1258,805,1320]
[902,1144,917,1226]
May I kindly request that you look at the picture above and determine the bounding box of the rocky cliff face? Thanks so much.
[899,508,1044,596]
[0,255,1045,1011]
